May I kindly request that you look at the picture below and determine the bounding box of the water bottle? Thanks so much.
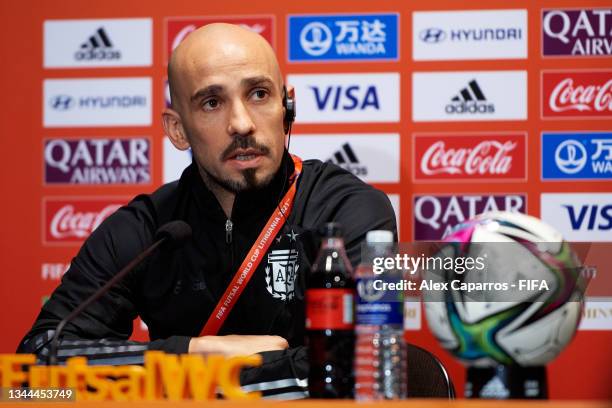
[306,223,355,398]
[354,230,407,400]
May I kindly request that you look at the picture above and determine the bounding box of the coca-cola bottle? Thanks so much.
[306,223,355,398]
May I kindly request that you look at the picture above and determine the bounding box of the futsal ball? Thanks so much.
[423,211,585,367]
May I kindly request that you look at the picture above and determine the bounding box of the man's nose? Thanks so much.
[227,99,256,136]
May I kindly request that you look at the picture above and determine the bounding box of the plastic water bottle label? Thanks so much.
[356,277,403,325]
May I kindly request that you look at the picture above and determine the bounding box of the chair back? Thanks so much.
[407,343,456,399]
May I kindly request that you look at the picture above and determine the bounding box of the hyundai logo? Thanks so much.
[50,95,75,111]
[300,22,333,56]
[555,139,587,174]
[419,28,446,43]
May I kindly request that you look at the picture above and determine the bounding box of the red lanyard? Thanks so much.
[199,155,303,336]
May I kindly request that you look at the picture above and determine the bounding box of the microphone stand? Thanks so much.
[47,238,166,366]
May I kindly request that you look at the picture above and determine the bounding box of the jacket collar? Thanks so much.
[186,149,295,223]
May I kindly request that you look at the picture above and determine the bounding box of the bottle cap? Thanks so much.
[366,230,393,243]
[320,222,343,238]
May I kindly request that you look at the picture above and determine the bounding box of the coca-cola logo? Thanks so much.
[414,134,526,181]
[44,198,127,245]
[165,17,274,61]
[422,140,515,175]
[550,78,612,112]
[50,205,120,239]
[543,70,612,118]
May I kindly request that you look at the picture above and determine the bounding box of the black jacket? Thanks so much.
[18,152,396,398]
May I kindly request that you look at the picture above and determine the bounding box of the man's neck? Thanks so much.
[209,184,235,219]
[194,152,289,220]
[197,167,235,218]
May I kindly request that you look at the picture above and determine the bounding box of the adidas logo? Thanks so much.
[74,27,121,61]
[445,79,495,114]
[326,143,368,177]
[479,376,510,399]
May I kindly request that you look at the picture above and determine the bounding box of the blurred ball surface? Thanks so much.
[424,211,584,367]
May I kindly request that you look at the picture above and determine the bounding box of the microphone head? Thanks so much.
[155,220,192,249]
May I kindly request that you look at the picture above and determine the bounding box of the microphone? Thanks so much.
[47,220,192,366]
[155,220,192,249]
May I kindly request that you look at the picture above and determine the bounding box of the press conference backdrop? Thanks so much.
[0,0,610,400]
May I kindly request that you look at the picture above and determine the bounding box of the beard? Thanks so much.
[201,166,275,194]
[198,135,278,194]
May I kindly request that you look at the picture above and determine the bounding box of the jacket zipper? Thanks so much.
[225,219,233,244]
[226,218,235,275]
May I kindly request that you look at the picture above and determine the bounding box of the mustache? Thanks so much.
[221,136,270,160]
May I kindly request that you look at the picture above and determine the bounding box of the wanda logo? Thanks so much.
[44,198,126,244]
[414,134,526,181]
[165,16,274,61]
[543,70,612,118]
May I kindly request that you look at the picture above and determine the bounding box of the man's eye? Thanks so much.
[252,89,268,100]
[203,99,219,110]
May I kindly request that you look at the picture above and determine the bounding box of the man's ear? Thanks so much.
[162,108,190,151]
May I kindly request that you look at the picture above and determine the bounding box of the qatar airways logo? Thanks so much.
[413,133,526,181]
[165,16,274,61]
[542,70,612,119]
[44,138,151,185]
[413,194,526,240]
[542,9,612,57]
[43,198,127,245]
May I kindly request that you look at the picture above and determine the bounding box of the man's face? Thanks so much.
[171,36,286,194]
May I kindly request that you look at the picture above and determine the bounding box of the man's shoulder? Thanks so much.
[299,158,386,199]
[86,177,185,252]
[81,178,185,263]
[294,158,396,265]
[148,179,181,206]
[127,165,191,221]
[295,158,393,222]
[119,180,179,218]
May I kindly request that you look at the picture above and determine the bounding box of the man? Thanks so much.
[18,24,396,399]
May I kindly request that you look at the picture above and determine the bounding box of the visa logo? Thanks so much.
[564,205,612,231]
[288,73,399,123]
[541,193,612,241]
[310,85,379,111]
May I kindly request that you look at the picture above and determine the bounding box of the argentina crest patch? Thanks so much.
[265,229,300,300]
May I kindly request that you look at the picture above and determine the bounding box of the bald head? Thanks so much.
[162,22,291,200]
[168,23,283,111]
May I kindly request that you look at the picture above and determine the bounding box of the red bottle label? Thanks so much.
[305,288,354,330]
[355,330,377,400]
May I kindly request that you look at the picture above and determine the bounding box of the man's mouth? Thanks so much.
[235,154,257,161]
[225,148,265,161]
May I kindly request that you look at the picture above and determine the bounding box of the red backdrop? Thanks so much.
[0,0,610,400]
